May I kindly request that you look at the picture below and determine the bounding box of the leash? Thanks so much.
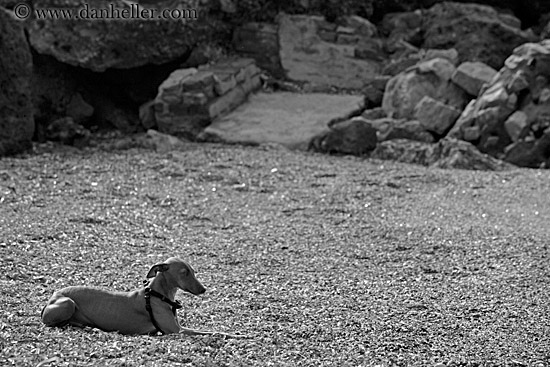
[144,286,182,335]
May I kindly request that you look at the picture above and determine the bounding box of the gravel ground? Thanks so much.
[1,142,549,366]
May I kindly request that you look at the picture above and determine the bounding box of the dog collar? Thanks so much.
[144,286,182,335]
[145,287,182,311]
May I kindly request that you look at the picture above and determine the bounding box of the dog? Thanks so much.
[41,257,243,337]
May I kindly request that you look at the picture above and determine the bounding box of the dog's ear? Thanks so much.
[146,263,170,278]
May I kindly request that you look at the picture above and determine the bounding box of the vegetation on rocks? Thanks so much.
[1,142,549,366]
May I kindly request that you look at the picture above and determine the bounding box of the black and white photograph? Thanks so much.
[1,0,549,365]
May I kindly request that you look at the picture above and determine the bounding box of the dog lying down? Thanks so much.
[41,257,245,337]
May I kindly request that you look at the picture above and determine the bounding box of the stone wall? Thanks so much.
[154,58,262,138]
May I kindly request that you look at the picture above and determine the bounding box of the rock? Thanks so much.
[434,138,512,170]
[451,40,550,166]
[202,92,364,150]
[313,118,377,155]
[155,58,262,138]
[0,8,34,156]
[371,75,391,91]
[46,117,90,146]
[507,70,530,93]
[381,10,423,49]
[422,2,536,69]
[139,100,157,130]
[27,0,219,71]
[452,62,498,96]
[361,107,386,120]
[368,118,434,143]
[504,129,550,168]
[233,22,283,78]
[278,14,382,89]
[414,96,462,135]
[363,84,384,108]
[463,126,481,142]
[383,47,459,76]
[385,120,435,143]
[146,129,185,153]
[370,139,436,166]
[416,57,456,80]
[341,15,378,37]
[423,48,459,66]
[382,58,468,120]
[354,39,387,62]
[504,111,529,142]
[365,117,396,140]
[478,82,509,109]
[65,92,94,125]
[370,138,512,171]
[382,54,421,76]
[447,99,477,138]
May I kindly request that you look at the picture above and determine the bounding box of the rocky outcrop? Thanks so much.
[234,14,387,90]
[382,2,536,70]
[382,58,468,120]
[155,58,262,138]
[0,8,34,155]
[277,14,382,89]
[450,40,550,167]
[422,2,536,69]
[27,0,220,71]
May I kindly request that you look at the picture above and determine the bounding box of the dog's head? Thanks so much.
[147,257,206,295]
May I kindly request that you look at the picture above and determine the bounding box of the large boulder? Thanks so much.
[27,0,220,71]
[0,8,34,155]
[382,58,468,120]
[313,118,378,155]
[450,40,550,167]
[422,2,536,69]
[414,96,462,135]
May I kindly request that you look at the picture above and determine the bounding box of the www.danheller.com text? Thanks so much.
[33,3,198,20]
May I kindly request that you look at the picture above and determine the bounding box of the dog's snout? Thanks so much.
[185,281,206,295]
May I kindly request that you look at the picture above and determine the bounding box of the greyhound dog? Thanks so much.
[41,257,243,337]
